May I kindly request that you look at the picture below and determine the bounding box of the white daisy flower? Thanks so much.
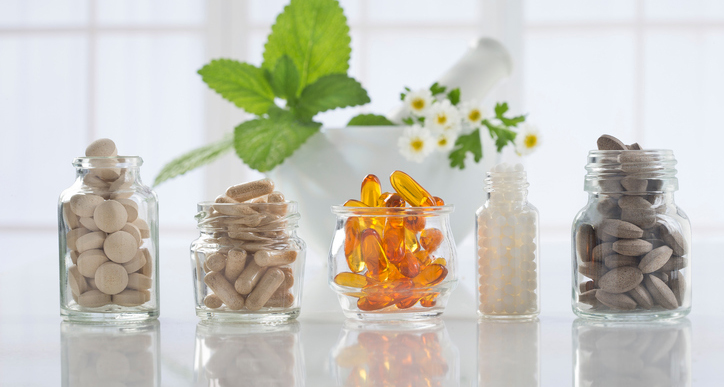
[515,123,542,156]
[398,125,435,163]
[425,100,461,134]
[434,131,457,152]
[459,100,488,129]
[403,89,434,117]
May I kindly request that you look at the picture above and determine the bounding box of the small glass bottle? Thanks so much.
[58,156,159,322]
[190,201,306,322]
[476,163,540,319]
[572,150,691,320]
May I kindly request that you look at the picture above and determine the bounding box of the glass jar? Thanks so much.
[330,319,459,385]
[573,318,691,386]
[58,156,159,322]
[190,201,306,322]
[572,150,691,320]
[194,321,303,386]
[62,321,160,386]
[476,164,540,319]
[329,205,458,320]
[478,319,540,386]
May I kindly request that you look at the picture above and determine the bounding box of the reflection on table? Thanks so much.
[573,318,691,387]
[194,321,303,387]
[330,318,459,386]
[478,318,540,387]
[61,320,159,387]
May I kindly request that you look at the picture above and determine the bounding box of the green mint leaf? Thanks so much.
[293,74,370,120]
[448,128,483,169]
[153,133,234,186]
[494,102,509,118]
[484,120,518,152]
[447,88,461,106]
[430,82,447,95]
[198,59,275,115]
[234,112,321,172]
[347,114,394,126]
[402,117,414,125]
[269,55,300,102]
[262,0,350,91]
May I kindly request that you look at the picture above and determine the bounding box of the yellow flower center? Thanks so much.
[524,134,538,148]
[438,138,447,146]
[412,98,425,111]
[411,139,424,151]
[468,109,481,122]
[436,114,447,125]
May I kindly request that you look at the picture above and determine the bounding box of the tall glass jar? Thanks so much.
[572,150,691,320]
[190,201,306,322]
[329,205,458,320]
[58,156,159,322]
[476,164,540,319]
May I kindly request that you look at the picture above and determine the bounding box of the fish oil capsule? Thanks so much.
[343,199,368,207]
[405,228,420,252]
[234,260,267,295]
[404,216,426,232]
[380,192,406,207]
[390,170,435,207]
[344,218,365,273]
[420,228,444,253]
[420,293,438,307]
[382,218,405,264]
[361,174,382,207]
[433,196,445,206]
[254,249,297,266]
[245,267,285,310]
[334,272,370,288]
[360,229,388,277]
[396,250,421,278]
[413,263,448,286]
[205,271,245,310]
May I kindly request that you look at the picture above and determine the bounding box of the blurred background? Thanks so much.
[2,0,723,317]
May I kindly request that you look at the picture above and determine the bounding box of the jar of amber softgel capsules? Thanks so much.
[476,163,540,319]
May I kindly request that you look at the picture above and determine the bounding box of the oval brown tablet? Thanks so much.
[70,194,105,218]
[85,138,117,157]
[94,200,128,233]
[95,262,129,295]
[598,267,643,294]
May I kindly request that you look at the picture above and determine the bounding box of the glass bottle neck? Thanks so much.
[485,170,530,205]
[584,150,678,194]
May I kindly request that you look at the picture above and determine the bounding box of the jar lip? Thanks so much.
[73,156,143,168]
[198,200,297,207]
[331,204,454,216]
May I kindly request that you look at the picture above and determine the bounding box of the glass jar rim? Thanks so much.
[331,204,454,216]
[73,156,143,168]
[198,200,297,208]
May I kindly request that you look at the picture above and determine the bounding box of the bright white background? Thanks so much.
[1,0,723,385]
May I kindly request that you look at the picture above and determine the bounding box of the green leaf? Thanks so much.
[485,120,518,152]
[494,102,509,117]
[293,74,370,120]
[198,59,275,115]
[447,88,461,106]
[269,55,300,102]
[448,128,483,169]
[234,112,321,172]
[262,0,350,91]
[402,117,414,125]
[494,101,526,127]
[347,114,394,126]
[154,133,234,186]
[430,82,447,95]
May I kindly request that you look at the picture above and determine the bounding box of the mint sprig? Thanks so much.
[347,114,394,126]
[448,128,483,169]
[198,60,275,115]
[293,74,370,121]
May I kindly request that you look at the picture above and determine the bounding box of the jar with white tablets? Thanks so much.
[58,138,159,322]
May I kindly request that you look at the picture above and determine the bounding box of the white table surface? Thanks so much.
[1,231,722,386]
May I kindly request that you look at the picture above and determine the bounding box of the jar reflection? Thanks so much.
[194,321,303,386]
[61,321,159,387]
[330,319,459,386]
[573,318,691,386]
[478,318,540,387]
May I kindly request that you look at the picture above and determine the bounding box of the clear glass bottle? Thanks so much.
[61,321,160,386]
[476,163,540,319]
[329,205,458,320]
[195,321,303,386]
[573,318,691,386]
[58,156,159,322]
[190,201,305,322]
[572,150,691,320]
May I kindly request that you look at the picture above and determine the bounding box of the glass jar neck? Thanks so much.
[584,150,678,194]
[485,170,529,205]
[73,156,144,187]
[196,202,300,234]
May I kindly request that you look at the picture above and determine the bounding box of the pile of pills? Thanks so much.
[198,179,297,312]
[575,135,689,311]
[333,171,449,311]
[477,163,538,316]
[64,139,153,308]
